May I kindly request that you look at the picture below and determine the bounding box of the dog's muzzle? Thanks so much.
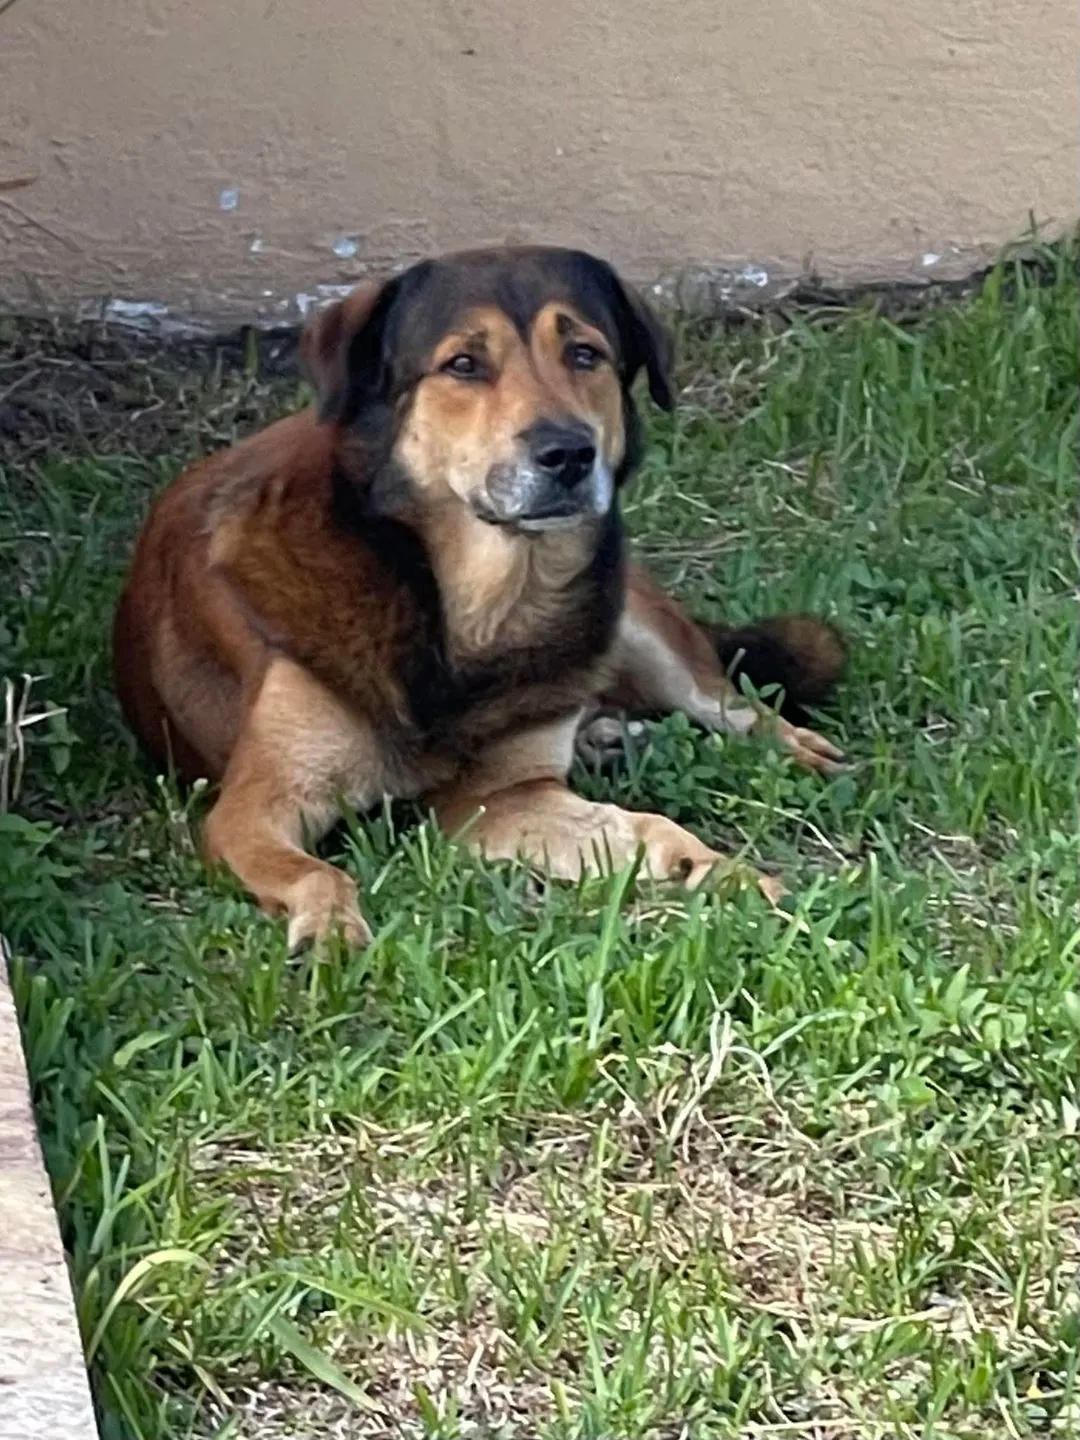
[478,420,613,532]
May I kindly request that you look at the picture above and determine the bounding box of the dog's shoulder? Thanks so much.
[201,410,330,533]
[130,410,326,578]
[179,413,428,724]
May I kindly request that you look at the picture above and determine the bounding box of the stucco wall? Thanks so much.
[1,0,1076,325]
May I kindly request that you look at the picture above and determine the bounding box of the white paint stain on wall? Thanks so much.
[103,299,169,321]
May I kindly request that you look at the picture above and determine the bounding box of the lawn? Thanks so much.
[1,244,1077,1440]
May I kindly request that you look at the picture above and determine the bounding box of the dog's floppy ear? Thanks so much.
[610,275,675,411]
[301,280,395,424]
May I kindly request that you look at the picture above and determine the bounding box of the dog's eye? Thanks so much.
[567,342,605,371]
[442,352,482,378]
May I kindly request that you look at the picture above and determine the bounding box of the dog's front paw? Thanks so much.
[285,865,372,951]
[287,906,373,952]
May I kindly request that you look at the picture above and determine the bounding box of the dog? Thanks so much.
[113,246,846,948]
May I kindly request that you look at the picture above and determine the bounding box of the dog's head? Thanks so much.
[301,246,673,533]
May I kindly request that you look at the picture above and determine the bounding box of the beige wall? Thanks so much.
[1,0,1076,325]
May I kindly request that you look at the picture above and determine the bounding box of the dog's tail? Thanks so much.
[701,614,847,724]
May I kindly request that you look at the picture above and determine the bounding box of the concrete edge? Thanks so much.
[0,935,100,1440]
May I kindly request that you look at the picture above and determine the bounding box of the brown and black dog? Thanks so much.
[113,246,846,948]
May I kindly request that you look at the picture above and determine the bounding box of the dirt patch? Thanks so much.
[0,316,303,472]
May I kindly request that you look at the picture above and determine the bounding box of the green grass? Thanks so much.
[1,244,1078,1439]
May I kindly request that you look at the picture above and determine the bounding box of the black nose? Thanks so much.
[522,420,597,488]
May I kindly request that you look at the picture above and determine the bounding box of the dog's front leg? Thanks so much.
[430,713,783,903]
[202,658,381,949]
